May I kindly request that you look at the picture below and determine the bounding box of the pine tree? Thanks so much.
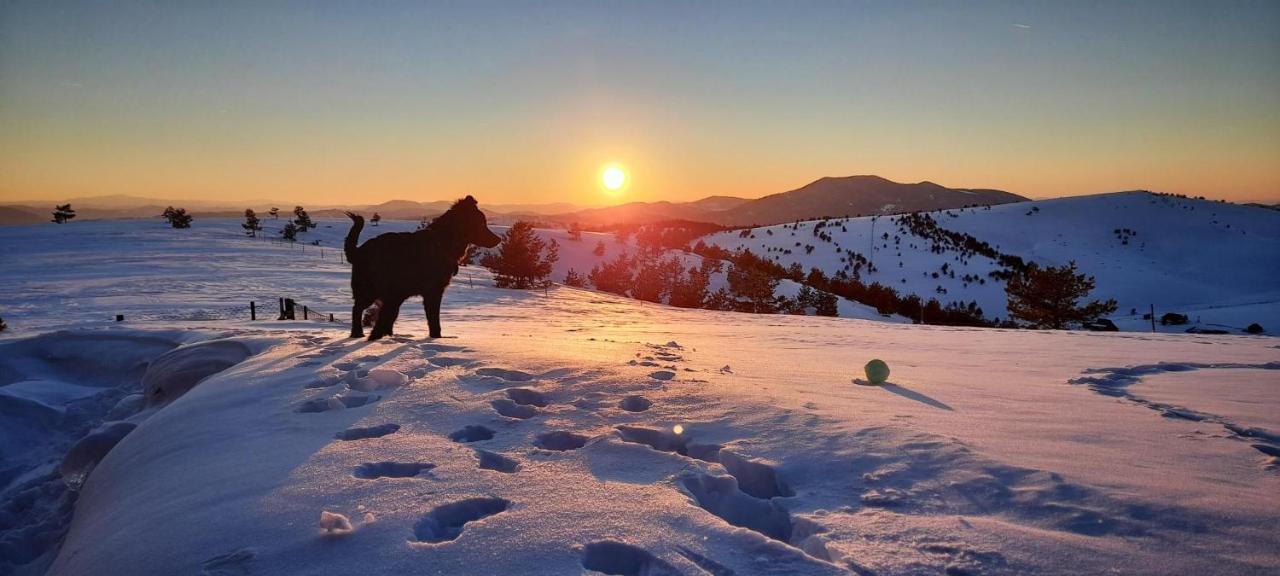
[269,207,279,219]
[163,207,193,228]
[51,204,76,224]
[563,268,585,287]
[242,209,262,236]
[292,206,313,231]
[669,265,711,309]
[592,240,606,257]
[480,221,559,289]
[726,263,779,313]
[814,291,839,317]
[1006,261,1116,329]
[632,256,681,303]
[568,222,582,241]
[281,222,298,241]
[588,253,634,296]
[371,212,382,226]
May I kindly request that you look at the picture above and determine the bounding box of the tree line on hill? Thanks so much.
[482,218,1117,329]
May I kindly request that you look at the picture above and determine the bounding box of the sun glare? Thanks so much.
[602,165,626,192]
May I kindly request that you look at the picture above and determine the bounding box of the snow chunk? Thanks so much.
[351,368,407,392]
[319,511,353,535]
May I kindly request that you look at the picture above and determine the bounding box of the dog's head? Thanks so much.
[454,195,502,248]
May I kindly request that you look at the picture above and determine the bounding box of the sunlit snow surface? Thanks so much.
[0,217,1277,575]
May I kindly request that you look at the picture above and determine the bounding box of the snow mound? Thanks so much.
[143,340,252,407]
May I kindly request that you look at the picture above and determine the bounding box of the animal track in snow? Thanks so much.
[580,541,679,576]
[491,399,538,419]
[449,425,495,443]
[648,370,676,381]
[618,396,652,412]
[615,426,720,462]
[475,450,520,473]
[535,431,589,451]
[718,451,792,499]
[412,497,511,543]
[420,343,468,352]
[353,461,434,479]
[505,388,549,407]
[335,423,400,441]
[475,367,534,382]
[680,472,794,542]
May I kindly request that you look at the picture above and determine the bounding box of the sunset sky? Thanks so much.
[1,1,1277,206]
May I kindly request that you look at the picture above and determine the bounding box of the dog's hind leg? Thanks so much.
[423,285,445,339]
[368,297,404,341]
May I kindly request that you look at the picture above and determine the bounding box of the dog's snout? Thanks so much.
[480,229,502,248]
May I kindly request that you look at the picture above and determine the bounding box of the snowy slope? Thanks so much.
[1,217,1278,575]
[0,216,897,326]
[703,192,1280,332]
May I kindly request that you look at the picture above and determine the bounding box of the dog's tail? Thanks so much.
[343,211,364,263]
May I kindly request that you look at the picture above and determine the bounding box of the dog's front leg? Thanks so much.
[368,298,403,341]
[423,286,445,338]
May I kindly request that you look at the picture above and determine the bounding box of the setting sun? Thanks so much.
[601,165,626,192]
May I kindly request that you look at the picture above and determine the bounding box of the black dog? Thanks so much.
[343,196,501,340]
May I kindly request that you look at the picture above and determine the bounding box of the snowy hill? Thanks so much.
[703,192,1280,332]
[0,217,1277,575]
[708,175,1025,226]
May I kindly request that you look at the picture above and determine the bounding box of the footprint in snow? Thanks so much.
[648,370,676,381]
[335,423,400,441]
[491,399,539,419]
[295,393,378,413]
[449,425,495,443]
[475,450,521,473]
[505,388,549,407]
[618,396,652,412]
[581,541,679,576]
[352,461,434,479]
[535,431,589,451]
[412,497,511,543]
[429,356,478,368]
[475,367,534,382]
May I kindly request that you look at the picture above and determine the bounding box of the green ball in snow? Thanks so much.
[864,359,890,384]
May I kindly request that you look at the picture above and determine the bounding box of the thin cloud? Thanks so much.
[1012,23,1032,29]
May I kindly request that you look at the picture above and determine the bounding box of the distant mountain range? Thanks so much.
[0,175,1026,227]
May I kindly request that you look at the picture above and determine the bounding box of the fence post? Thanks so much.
[250,301,256,321]
[1150,304,1156,333]
[304,305,309,320]
[329,313,334,323]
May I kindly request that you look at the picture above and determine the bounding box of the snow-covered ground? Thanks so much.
[1,217,1278,575]
[703,192,1280,332]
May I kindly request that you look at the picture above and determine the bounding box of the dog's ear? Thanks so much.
[463,195,476,204]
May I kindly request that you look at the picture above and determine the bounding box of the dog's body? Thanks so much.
[344,196,501,340]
